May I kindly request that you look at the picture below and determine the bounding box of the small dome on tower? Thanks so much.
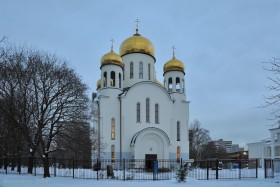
[96,79,101,89]
[163,48,185,74]
[119,23,155,58]
[101,43,123,68]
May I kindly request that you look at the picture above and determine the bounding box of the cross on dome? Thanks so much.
[110,39,115,52]
[172,45,176,59]
[135,19,140,34]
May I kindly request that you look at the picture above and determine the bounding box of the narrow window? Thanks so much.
[168,77,172,92]
[111,118,115,139]
[176,77,180,92]
[119,73,121,88]
[177,146,181,162]
[130,61,134,79]
[146,98,150,123]
[155,103,159,124]
[103,72,107,87]
[139,61,143,79]
[123,64,125,80]
[111,145,115,163]
[136,103,141,122]
[177,121,180,141]
[182,78,185,93]
[148,64,151,80]
[110,71,115,87]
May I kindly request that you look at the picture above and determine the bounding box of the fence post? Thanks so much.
[256,159,258,178]
[34,157,36,176]
[206,159,209,180]
[4,157,7,175]
[72,158,75,179]
[215,159,219,179]
[53,157,56,177]
[239,159,242,179]
[97,158,99,180]
[123,158,125,181]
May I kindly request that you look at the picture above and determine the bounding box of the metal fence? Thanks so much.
[264,158,280,178]
[188,159,258,180]
[0,157,259,180]
[0,157,187,180]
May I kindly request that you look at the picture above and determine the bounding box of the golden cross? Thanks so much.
[110,39,114,52]
[172,45,176,58]
[135,19,140,34]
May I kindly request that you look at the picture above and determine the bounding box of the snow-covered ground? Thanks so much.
[0,172,279,187]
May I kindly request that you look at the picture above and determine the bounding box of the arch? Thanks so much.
[168,77,172,92]
[110,71,115,87]
[103,72,107,87]
[130,127,171,146]
[176,77,180,92]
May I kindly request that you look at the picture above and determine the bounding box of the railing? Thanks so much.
[264,158,280,178]
[0,157,259,180]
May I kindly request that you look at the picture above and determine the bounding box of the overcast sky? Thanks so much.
[1,0,280,147]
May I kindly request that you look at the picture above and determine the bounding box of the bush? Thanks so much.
[176,167,187,183]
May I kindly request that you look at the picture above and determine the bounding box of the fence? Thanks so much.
[0,157,259,180]
[0,157,188,180]
[264,158,280,178]
[188,158,258,180]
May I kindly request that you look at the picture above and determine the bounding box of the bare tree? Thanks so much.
[189,120,212,161]
[263,57,280,124]
[0,43,90,177]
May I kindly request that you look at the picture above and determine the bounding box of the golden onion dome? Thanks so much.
[163,54,185,74]
[119,30,155,58]
[96,79,101,89]
[100,46,123,68]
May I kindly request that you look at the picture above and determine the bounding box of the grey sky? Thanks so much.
[1,0,280,147]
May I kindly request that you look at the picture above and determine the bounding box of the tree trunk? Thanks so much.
[28,151,35,174]
[43,153,50,178]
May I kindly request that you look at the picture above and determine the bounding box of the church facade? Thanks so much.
[92,26,190,161]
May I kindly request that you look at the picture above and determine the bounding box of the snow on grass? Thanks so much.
[0,173,279,187]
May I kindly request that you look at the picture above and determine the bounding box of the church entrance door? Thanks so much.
[145,154,157,171]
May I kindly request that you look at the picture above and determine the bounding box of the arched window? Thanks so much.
[119,73,121,88]
[111,118,115,139]
[176,77,180,92]
[110,71,115,87]
[146,98,150,123]
[123,64,125,80]
[130,61,134,79]
[103,72,107,87]
[148,64,151,80]
[177,121,180,141]
[177,146,181,161]
[139,61,143,79]
[155,103,159,124]
[168,77,172,92]
[136,103,141,122]
[111,145,115,163]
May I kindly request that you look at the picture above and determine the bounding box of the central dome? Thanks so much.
[119,32,155,58]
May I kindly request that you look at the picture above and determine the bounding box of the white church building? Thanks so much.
[92,25,190,162]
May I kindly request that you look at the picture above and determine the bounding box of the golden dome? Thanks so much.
[96,79,101,89]
[163,55,185,74]
[119,32,155,58]
[101,47,123,68]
